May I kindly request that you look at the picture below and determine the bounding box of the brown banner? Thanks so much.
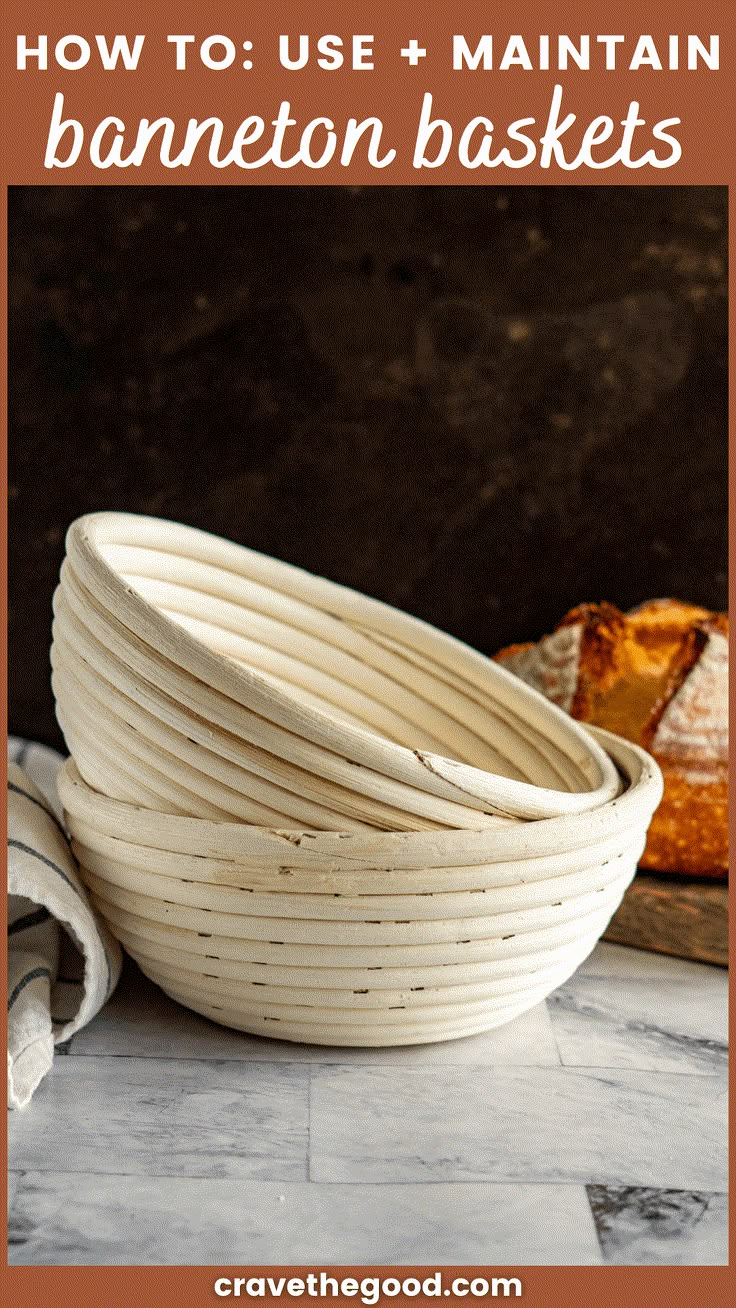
[1,0,732,184]
[4,1263,734,1305]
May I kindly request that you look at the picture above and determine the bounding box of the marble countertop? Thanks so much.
[8,942,727,1267]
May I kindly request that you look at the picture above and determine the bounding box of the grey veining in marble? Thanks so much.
[8,1172,21,1215]
[70,962,562,1067]
[7,1056,309,1180]
[588,1185,728,1265]
[548,975,727,1074]
[310,1065,727,1190]
[6,943,729,1268]
[8,1173,603,1267]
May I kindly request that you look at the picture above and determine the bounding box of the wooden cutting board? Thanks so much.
[604,874,728,967]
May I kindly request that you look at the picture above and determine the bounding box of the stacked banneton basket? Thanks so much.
[51,512,663,1046]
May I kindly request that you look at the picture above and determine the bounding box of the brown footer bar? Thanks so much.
[4,1265,733,1306]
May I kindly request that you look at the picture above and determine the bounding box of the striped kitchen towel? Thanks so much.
[7,738,122,1109]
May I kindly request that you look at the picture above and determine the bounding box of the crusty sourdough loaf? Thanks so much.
[495,599,728,878]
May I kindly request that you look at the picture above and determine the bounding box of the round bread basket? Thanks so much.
[51,512,663,1047]
[58,728,662,1046]
[52,512,621,830]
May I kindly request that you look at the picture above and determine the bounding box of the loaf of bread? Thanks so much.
[495,599,728,878]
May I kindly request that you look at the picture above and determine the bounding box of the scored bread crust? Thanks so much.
[495,599,728,878]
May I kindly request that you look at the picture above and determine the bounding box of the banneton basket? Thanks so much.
[58,729,663,1046]
[52,512,621,829]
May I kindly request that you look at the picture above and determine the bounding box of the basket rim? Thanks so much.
[57,726,663,868]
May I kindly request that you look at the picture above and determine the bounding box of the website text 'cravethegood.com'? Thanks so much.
[214,1273,523,1303]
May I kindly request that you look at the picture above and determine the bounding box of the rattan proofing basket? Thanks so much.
[51,512,621,831]
[58,727,662,1046]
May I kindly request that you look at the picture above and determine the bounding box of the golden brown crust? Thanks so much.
[495,598,728,879]
[644,765,727,878]
[493,640,536,662]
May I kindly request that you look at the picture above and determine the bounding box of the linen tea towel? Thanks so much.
[7,739,122,1109]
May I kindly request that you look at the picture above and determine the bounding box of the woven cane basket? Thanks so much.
[52,513,663,1046]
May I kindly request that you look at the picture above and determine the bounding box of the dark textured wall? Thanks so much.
[9,185,727,748]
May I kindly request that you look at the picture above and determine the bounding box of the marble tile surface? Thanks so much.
[310,1065,727,1190]
[7,1056,309,1180]
[8,1172,21,1214]
[588,1185,728,1265]
[6,944,729,1268]
[8,1174,603,1266]
[70,962,562,1067]
[548,975,727,1074]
